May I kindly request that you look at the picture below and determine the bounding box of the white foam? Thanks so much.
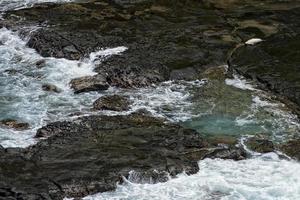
[0,27,127,147]
[234,94,300,141]
[82,158,300,200]
[0,0,74,11]
[93,80,207,122]
[225,74,256,91]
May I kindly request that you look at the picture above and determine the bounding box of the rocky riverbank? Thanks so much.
[1,0,300,199]
[0,113,247,199]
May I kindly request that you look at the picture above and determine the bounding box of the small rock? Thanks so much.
[70,75,109,94]
[42,83,62,93]
[4,69,21,75]
[35,60,46,68]
[0,119,29,131]
[205,146,247,160]
[93,95,131,111]
[245,137,275,153]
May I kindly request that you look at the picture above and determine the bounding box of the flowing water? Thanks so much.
[1,1,300,199]
[0,0,75,11]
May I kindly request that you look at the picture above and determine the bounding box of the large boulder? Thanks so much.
[0,114,246,199]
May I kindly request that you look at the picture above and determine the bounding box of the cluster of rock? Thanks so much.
[1,0,300,199]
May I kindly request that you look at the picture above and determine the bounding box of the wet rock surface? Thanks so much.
[1,0,300,199]
[0,119,29,131]
[0,114,246,199]
[42,83,62,93]
[93,95,132,111]
[70,75,109,93]
[245,137,275,153]
[2,0,237,87]
[279,139,300,161]
[3,0,299,90]
[229,8,300,113]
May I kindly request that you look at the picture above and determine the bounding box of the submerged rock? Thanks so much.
[35,59,46,68]
[3,69,21,75]
[0,119,29,131]
[93,95,132,111]
[70,75,109,93]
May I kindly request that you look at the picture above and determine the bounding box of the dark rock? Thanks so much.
[279,139,300,160]
[27,29,83,60]
[5,114,207,198]
[0,119,29,131]
[170,67,199,81]
[3,69,21,75]
[3,0,242,87]
[35,121,78,138]
[70,75,109,94]
[1,114,245,199]
[93,95,132,111]
[35,59,46,68]
[207,135,238,146]
[229,10,300,114]
[42,83,62,93]
[245,137,275,153]
[203,145,247,160]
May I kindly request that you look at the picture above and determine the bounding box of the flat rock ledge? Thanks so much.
[70,75,109,94]
[0,114,246,199]
[93,95,132,111]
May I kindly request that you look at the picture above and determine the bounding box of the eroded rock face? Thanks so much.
[70,75,109,93]
[93,95,132,111]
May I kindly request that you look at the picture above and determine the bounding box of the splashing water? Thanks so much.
[182,73,300,141]
[0,0,75,11]
[0,27,206,147]
[82,156,300,200]
[0,27,127,147]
